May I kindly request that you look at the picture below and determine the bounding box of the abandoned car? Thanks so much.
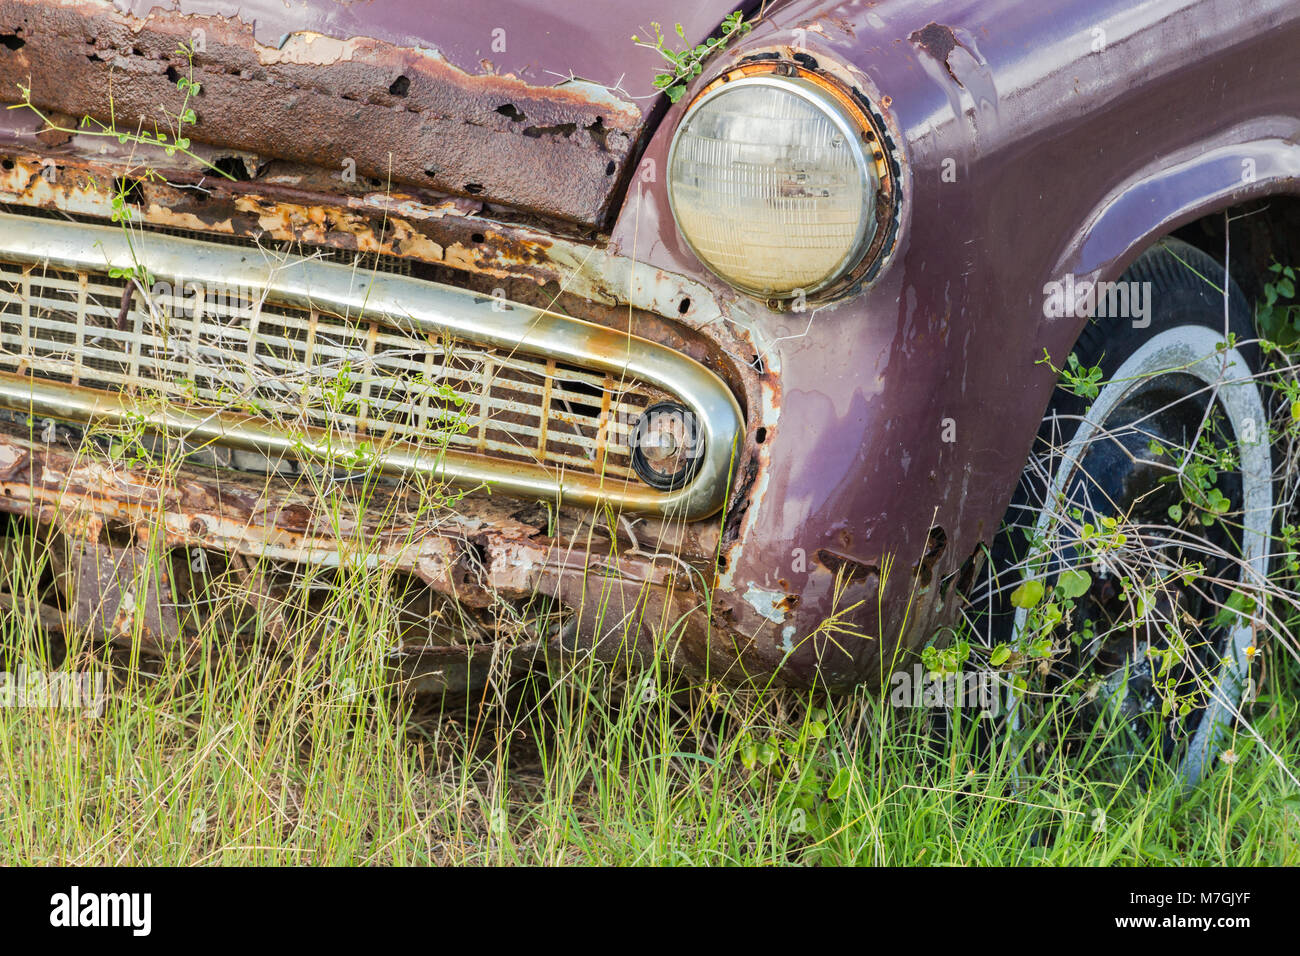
[0,0,1297,777]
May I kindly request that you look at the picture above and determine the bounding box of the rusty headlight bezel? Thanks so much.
[667,63,898,306]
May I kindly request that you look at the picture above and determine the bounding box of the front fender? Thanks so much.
[605,0,1300,688]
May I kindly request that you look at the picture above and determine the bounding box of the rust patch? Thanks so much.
[0,0,639,226]
[57,535,180,645]
[910,22,964,87]
[815,549,879,584]
[0,424,731,677]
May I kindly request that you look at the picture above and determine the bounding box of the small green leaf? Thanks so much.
[1010,579,1045,609]
[990,643,1011,667]
[1212,590,1256,629]
[1056,569,1092,600]
[739,735,757,771]
[827,767,852,800]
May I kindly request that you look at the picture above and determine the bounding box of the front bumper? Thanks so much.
[0,420,748,690]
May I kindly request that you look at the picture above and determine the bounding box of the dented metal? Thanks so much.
[0,423,736,677]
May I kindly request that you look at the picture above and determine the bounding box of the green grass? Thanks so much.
[1,553,1295,866]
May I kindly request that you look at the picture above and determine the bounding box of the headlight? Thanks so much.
[668,69,888,300]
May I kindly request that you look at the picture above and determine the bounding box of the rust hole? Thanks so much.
[815,550,879,585]
[212,156,252,181]
[585,117,609,148]
[677,296,692,314]
[522,123,577,139]
[495,104,525,122]
[464,183,483,194]
[113,175,145,205]
[165,64,180,83]
[755,427,767,444]
[913,527,948,588]
[388,75,410,97]
[0,34,24,51]
[941,548,984,600]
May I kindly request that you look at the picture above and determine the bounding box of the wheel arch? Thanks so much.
[1052,125,1300,323]
[975,136,1300,566]
[1029,127,1300,456]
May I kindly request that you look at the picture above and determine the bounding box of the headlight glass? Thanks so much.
[668,73,880,298]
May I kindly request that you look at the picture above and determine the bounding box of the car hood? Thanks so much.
[54,0,761,227]
[123,0,749,97]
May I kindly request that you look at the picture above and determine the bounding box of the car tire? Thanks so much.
[992,238,1274,786]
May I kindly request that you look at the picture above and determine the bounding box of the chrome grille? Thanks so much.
[0,260,663,481]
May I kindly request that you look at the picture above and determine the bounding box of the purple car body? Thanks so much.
[0,0,1296,689]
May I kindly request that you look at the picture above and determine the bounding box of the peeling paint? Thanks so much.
[743,584,789,625]
[780,624,796,652]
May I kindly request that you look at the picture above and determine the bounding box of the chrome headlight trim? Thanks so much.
[667,64,895,303]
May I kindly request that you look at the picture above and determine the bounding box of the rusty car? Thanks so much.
[0,0,1297,780]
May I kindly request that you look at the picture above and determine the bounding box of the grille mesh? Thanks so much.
[0,259,663,480]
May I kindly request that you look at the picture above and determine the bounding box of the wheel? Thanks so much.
[993,238,1274,786]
